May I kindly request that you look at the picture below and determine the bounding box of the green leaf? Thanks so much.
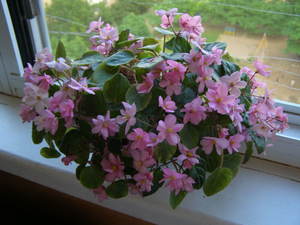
[165,36,191,53]
[32,123,44,144]
[200,150,221,173]
[106,180,128,199]
[116,39,140,49]
[243,142,253,164]
[73,51,104,66]
[59,129,89,155]
[103,73,130,103]
[78,90,107,116]
[250,132,266,154]
[40,147,61,158]
[105,50,135,66]
[125,85,152,111]
[203,42,227,51]
[80,166,104,189]
[222,60,240,75]
[188,162,206,189]
[133,56,164,69]
[179,123,201,148]
[160,52,186,61]
[76,164,86,180]
[143,169,164,196]
[143,38,159,46]
[154,27,174,35]
[173,87,196,106]
[169,191,187,209]
[117,29,130,43]
[55,40,66,59]
[223,153,242,177]
[154,141,177,163]
[92,62,119,88]
[203,168,233,196]
[138,44,159,52]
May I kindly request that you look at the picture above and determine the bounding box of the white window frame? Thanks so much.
[0,0,300,167]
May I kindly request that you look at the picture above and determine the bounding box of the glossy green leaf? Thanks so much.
[117,29,130,43]
[250,132,266,154]
[165,36,191,53]
[103,73,130,103]
[40,147,61,158]
[55,40,66,59]
[59,129,89,155]
[125,85,152,111]
[116,39,140,48]
[179,123,201,148]
[203,168,233,196]
[154,141,177,163]
[32,123,44,144]
[92,62,119,88]
[154,27,174,35]
[223,153,242,177]
[73,51,104,66]
[106,180,128,199]
[105,50,135,66]
[80,166,104,189]
[169,191,187,209]
[203,42,227,51]
[188,162,206,189]
[160,52,186,61]
[134,56,164,69]
[243,142,253,164]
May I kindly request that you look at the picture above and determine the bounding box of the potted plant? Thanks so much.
[20,8,288,209]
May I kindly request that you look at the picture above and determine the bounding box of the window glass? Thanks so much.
[43,0,300,104]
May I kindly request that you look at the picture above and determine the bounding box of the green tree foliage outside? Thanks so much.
[45,0,300,58]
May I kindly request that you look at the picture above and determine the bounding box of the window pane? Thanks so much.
[43,0,300,104]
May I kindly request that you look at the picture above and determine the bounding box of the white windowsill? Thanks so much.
[1,93,300,225]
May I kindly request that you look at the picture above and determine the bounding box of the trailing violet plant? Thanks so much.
[20,9,288,209]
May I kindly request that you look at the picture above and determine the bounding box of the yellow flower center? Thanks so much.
[112,165,117,171]
[186,152,193,158]
[167,128,173,133]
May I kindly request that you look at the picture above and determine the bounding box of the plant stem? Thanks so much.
[163,35,166,53]
[219,153,224,168]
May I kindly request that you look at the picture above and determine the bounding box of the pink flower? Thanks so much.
[196,73,214,93]
[206,83,235,114]
[147,132,162,147]
[118,102,136,134]
[159,60,186,96]
[22,83,49,113]
[229,100,245,132]
[220,72,246,97]
[130,149,155,173]
[218,128,229,138]
[158,96,177,113]
[241,66,255,77]
[20,104,36,122]
[177,144,199,169]
[227,134,244,154]
[34,109,58,135]
[33,48,53,72]
[184,49,202,74]
[93,185,108,202]
[253,60,271,77]
[38,74,53,90]
[46,57,70,72]
[59,99,74,128]
[127,128,150,150]
[137,73,154,94]
[68,78,97,95]
[133,172,153,192]
[86,17,104,33]
[181,97,206,125]
[157,114,183,146]
[61,155,77,166]
[211,47,223,65]
[160,168,195,195]
[92,111,119,140]
[179,13,204,36]
[155,8,179,29]
[200,137,229,155]
[101,153,124,182]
